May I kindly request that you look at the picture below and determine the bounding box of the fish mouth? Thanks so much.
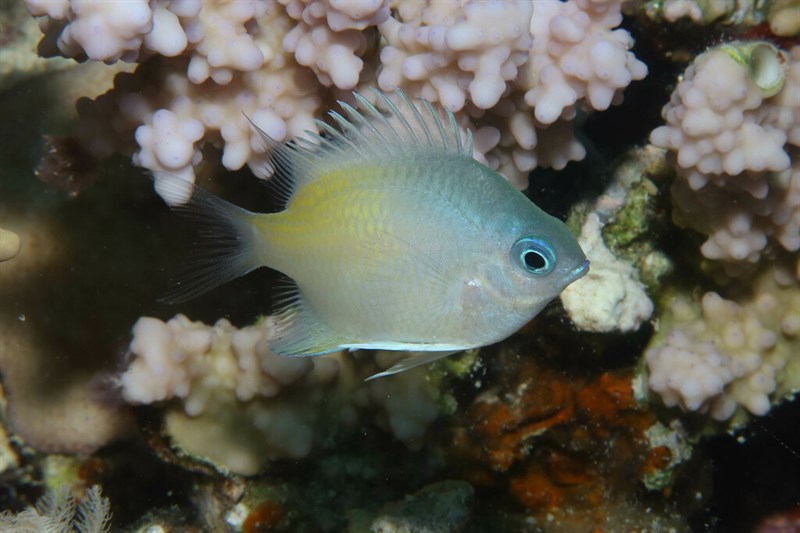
[569,260,590,281]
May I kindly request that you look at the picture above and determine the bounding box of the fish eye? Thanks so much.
[511,236,556,275]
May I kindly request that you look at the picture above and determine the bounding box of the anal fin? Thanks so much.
[269,279,346,356]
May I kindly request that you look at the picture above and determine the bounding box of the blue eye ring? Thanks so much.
[511,236,556,275]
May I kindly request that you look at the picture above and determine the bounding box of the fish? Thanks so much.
[158,89,589,377]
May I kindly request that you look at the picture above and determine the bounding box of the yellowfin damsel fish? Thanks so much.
[159,90,589,378]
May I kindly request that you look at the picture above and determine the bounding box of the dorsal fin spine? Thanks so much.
[338,101,391,148]
[373,89,418,145]
[404,92,434,146]
[448,112,463,153]
[298,132,327,152]
[315,120,357,153]
[351,93,394,146]
[329,110,371,149]
[422,99,450,150]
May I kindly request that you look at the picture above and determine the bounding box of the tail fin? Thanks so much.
[154,175,265,304]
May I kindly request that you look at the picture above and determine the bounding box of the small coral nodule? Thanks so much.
[0,227,21,262]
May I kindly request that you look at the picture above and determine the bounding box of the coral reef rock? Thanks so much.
[120,315,445,475]
[645,266,800,423]
[368,480,473,533]
[650,42,799,275]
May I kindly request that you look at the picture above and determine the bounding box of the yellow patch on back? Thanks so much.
[260,165,392,263]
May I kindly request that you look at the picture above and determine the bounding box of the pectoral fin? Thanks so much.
[365,350,459,381]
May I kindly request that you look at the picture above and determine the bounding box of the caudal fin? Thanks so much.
[154,175,264,304]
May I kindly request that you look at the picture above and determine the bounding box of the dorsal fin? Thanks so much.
[249,90,472,167]
[327,88,473,158]
[246,89,474,209]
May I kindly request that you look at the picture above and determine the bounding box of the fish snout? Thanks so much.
[570,259,590,281]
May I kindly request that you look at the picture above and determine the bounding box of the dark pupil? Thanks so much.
[523,250,546,270]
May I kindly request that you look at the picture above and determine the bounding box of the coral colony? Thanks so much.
[0,0,798,531]
[26,0,646,193]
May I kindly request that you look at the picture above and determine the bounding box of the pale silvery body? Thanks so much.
[160,90,588,376]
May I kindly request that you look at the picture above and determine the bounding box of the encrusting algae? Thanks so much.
[159,89,588,377]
